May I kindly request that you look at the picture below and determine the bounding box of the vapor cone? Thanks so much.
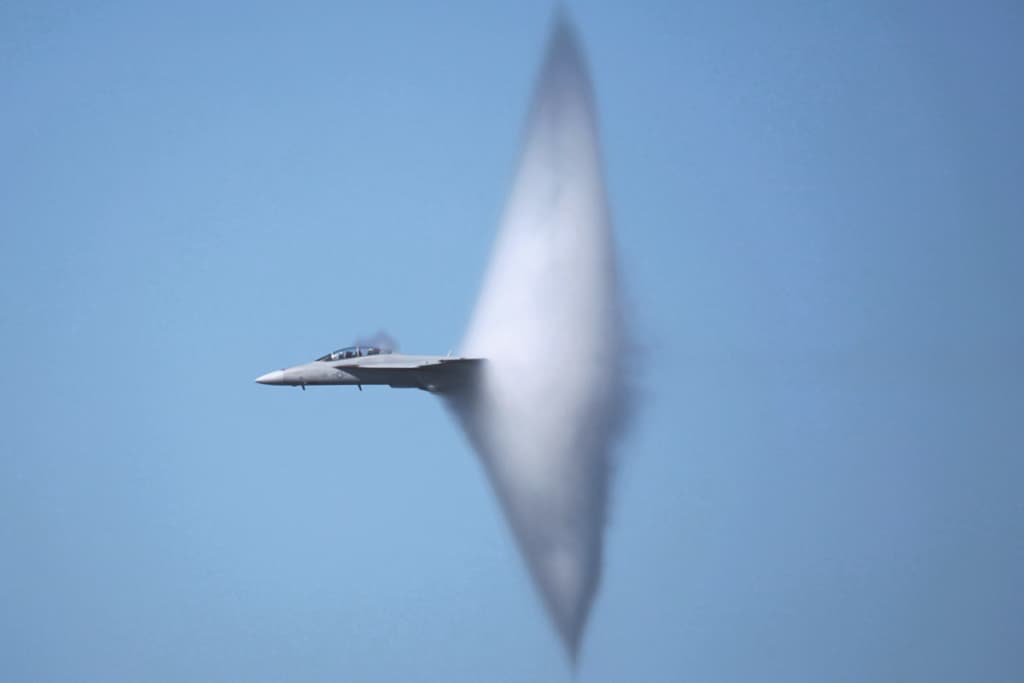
[448,18,627,660]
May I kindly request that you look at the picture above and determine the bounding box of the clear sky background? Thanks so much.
[2,1,1021,681]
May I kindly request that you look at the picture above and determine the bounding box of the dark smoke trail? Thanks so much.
[353,331,399,353]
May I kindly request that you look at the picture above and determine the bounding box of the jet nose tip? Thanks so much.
[255,370,286,385]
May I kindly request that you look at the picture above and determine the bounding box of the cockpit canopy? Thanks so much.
[317,345,384,362]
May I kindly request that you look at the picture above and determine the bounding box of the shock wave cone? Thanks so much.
[448,17,627,661]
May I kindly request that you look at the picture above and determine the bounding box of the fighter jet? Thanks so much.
[254,345,483,393]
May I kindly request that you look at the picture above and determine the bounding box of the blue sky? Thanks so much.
[2,1,1021,681]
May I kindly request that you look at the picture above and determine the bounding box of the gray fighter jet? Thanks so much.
[255,345,482,393]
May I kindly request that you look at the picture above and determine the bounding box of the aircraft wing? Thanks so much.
[349,359,461,369]
[339,358,483,392]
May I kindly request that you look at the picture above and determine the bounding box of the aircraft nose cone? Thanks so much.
[255,370,286,385]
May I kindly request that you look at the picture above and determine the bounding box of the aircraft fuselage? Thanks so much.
[255,349,481,393]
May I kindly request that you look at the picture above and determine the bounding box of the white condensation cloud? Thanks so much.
[447,17,629,661]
